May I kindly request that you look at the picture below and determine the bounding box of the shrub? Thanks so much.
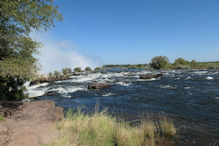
[85,67,92,72]
[74,67,82,72]
[62,68,72,76]
[174,58,189,65]
[53,71,60,78]
[48,72,53,78]
[150,56,169,69]
[0,76,26,101]
[94,67,101,71]
[0,116,4,121]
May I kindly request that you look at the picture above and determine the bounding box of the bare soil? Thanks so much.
[0,100,63,146]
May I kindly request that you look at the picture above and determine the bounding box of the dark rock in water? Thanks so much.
[139,73,163,79]
[44,91,57,97]
[139,74,154,79]
[153,73,163,78]
[88,83,111,89]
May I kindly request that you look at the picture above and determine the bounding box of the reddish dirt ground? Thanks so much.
[0,100,63,146]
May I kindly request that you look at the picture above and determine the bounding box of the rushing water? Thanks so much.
[26,69,219,145]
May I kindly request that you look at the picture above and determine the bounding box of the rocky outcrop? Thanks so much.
[88,83,111,89]
[139,73,163,79]
[0,100,64,146]
[30,76,69,86]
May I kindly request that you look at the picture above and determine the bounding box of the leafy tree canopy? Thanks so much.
[85,67,92,71]
[150,56,169,69]
[0,0,62,79]
[173,58,189,66]
[0,0,62,101]
[74,67,82,72]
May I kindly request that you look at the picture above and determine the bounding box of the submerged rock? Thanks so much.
[139,73,163,79]
[88,83,111,89]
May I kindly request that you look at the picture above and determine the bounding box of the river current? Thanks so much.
[26,69,219,145]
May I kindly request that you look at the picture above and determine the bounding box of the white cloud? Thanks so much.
[31,31,101,74]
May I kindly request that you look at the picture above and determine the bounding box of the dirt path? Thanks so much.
[0,100,63,146]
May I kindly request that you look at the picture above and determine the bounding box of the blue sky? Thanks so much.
[34,0,219,73]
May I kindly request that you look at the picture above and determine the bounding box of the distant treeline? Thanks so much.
[103,56,219,70]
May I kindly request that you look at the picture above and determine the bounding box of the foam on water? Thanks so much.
[137,78,157,82]
[25,82,49,98]
[194,71,208,75]
[184,87,192,89]
[205,76,213,80]
[102,92,115,97]
[49,86,86,94]
[185,77,191,80]
[27,90,46,98]
[116,82,132,87]
[27,82,49,90]
[160,85,177,89]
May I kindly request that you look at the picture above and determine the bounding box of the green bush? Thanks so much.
[53,71,60,78]
[150,56,169,70]
[94,67,101,71]
[62,68,72,76]
[0,115,4,121]
[74,67,82,72]
[85,67,92,71]
[0,76,26,101]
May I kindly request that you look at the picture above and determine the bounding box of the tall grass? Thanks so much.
[46,109,176,146]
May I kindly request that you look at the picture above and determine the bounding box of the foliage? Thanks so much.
[0,76,26,101]
[174,58,190,66]
[94,67,101,71]
[53,70,60,78]
[150,56,169,69]
[0,0,62,101]
[0,0,62,78]
[85,67,92,71]
[46,108,176,146]
[62,68,72,76]
[48,72,53,78]
[103,64,149,69]
[74,67,82,72]
[0,115,4,121]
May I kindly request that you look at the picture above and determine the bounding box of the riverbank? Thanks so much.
[0,100,177,146]
[0,100,63,146]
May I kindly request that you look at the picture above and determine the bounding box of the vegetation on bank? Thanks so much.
[46,109,176,146]
[103,64,150,69]
[103,56,219,70]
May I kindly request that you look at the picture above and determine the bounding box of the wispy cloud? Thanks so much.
[31,32,101,74]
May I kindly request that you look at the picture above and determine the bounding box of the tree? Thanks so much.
[53,70,60,78]
[48,72,53,79]
[85,67,92,71]
[173,58,189,66]
[94,67,101,71]
[62,68,72,76]
[150,56,169,69]
[74,67,82,72]
[0,0,62,101]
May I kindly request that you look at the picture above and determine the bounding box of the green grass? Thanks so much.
[46,109,176,146]
[0,115,4,121]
